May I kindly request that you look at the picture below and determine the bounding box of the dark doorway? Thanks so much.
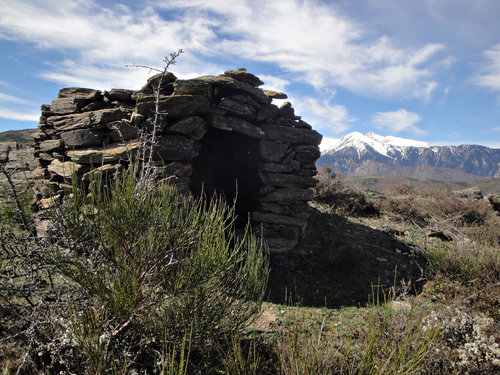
[190,127,261,228]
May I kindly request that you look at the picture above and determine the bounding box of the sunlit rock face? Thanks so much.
[31,68,322,252]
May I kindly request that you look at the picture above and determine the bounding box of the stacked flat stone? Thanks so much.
[31,68,322,252]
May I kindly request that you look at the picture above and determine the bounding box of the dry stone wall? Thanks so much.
[31,68,322,252]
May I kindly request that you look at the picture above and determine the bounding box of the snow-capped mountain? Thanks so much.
[317,132,500,180]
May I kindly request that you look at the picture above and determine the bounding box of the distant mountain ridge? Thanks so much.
[318,132,500,180]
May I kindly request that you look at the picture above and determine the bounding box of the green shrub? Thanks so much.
[0,163,269,374]
[45,166,269,373]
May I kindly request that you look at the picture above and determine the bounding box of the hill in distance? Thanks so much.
[0,128,36,148]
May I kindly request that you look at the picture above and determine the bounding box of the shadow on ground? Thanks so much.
[265,207,426,308]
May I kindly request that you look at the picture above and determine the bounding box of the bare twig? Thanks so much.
[127,49,184,196]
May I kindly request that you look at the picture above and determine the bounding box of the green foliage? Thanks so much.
[45,166,269,372]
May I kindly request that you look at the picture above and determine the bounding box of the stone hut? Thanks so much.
[31,69,322,252]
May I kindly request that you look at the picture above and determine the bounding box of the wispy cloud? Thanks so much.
[0,0,447,99]
[0,92,36,105]
[259,75,290,93]
[0,107,39,121]
[371,109,424,134]
[472,44,500,92]
[493,126,500,132]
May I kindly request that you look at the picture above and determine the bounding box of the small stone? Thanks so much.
[48,159,86,179]
[262,90,288,99]
[104,88,136,101]
[223,69,264,87]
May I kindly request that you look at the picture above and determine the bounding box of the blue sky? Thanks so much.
[1,0,500,149]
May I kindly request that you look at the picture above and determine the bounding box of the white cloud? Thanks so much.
[493,126,500,132]
[0,93,36,106]
[371,109,424,134]
[0,107,39,121]
[472,44,500,92]
[259,75,290,93]
[0,0,447,99]
[292,97,355,135]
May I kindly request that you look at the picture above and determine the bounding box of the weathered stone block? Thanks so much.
[261,124,322,145]
[259,140,288,163]
[107,120,140,141]
[259,188,314,202]
[207,114,267,139]
[251,211,307,227]
[48,159,86,179]
[47,108,131,132]
[217,97,256,121]
[66,140,140,164]
[279,101,299,119]
[258,163,294,173]
[262,89,287,99]
[174,75,271,104]
[259,172,317,188]
[104,89,136,101]
[32,131,49,142]
[82,163,123,182]
[50,97,86,115]
[60,129,105,148]
[136,95,210,119]
[223,68,264,87]
[40,139,64,152]
[58,88,102,101]
[33,168,48,180]
[167,116,207,141]
[258,202,284,214]
[153,135,194,161]
[264,237,299,253]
